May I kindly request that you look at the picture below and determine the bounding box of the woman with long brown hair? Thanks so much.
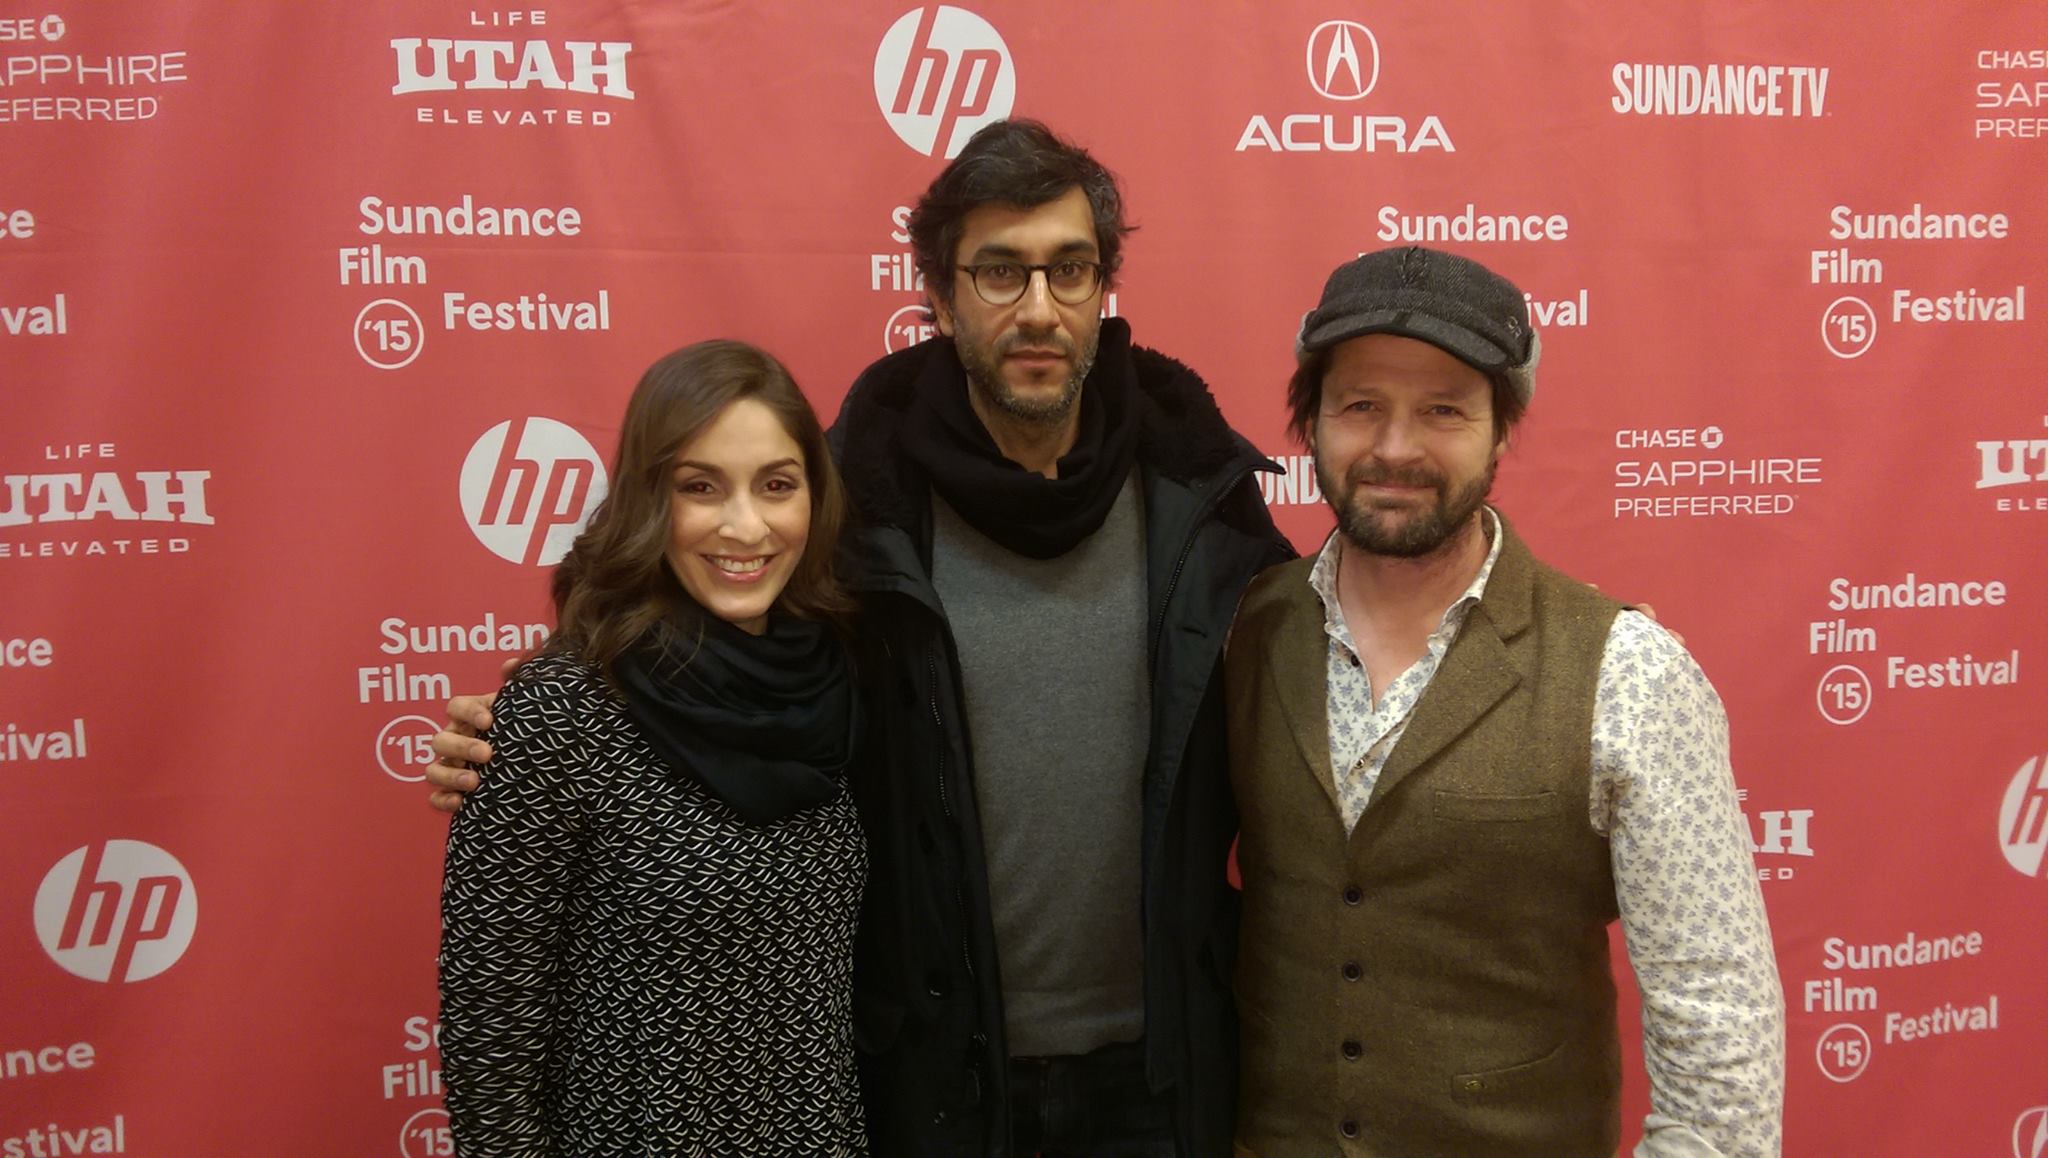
[436,340,866,1155]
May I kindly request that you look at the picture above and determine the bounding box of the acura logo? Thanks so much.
[1306,20,1379,101]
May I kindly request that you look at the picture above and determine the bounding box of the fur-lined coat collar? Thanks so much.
[830,318,1259,533]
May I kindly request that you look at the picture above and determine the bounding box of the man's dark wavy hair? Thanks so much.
[907,119,1133,313]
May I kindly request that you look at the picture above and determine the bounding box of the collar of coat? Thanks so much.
[832,317,1254,534]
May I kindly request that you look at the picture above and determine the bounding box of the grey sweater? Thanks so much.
[929,474,1150,1058]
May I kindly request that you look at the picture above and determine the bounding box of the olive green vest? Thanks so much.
[1226,521,1624,1157]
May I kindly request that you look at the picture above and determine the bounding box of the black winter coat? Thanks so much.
[827,320,1295,1156]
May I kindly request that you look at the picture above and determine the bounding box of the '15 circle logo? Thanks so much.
[1814,1022,1869,1083]
[401,1107,453,1158]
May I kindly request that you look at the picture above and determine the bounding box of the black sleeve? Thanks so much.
[437,659,599,1156]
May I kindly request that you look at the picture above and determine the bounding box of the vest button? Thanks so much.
[1339,1119,1359,1138]
[1342,886,1362,905]
[1341,1039,1361,1059]
[1342,961,1362,981]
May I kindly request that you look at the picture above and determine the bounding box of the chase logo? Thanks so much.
[1306,21,1378,101]
[873,6,1014,158]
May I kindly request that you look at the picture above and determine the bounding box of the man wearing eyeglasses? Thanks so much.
[428,118,1292,1156]
[819,117,1292,1157]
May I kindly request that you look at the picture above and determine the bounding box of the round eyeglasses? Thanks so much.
[956,260,1105,307]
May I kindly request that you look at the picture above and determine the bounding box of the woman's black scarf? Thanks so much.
[899,317,1143,559]
[613,610,856,826]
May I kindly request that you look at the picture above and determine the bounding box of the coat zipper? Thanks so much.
[927,646,978,991]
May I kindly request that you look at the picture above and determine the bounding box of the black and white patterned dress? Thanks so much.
[439,651,867,1157]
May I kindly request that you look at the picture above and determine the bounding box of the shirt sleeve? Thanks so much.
[437,661,596,1157]
[1589,612,1787,1158]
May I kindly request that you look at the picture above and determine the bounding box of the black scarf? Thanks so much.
[613,610,856,826]
[898,317,1142,559]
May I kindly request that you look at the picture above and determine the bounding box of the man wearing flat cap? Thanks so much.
[1226,247,1785,1156]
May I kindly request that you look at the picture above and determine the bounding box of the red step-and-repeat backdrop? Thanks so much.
[4,3,2044,1155]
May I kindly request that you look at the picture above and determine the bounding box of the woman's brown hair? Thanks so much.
[535,340,853,683]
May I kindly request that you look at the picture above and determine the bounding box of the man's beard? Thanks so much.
[957,329,1098,427]
[1318,455,1496,559]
